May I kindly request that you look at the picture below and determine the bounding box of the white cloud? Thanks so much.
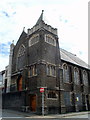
[0,0,88,71]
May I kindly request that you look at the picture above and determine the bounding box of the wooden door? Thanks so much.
[30,95,36,112]
[18,76,22,91]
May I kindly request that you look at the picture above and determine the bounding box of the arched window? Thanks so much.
[28,65,37,77]
[29,34,39,46]
[82,70,88,86]
[74,67,80,85]
[46,64,56,77]
[45,34,56,46]
[48,91,57,99]
[16,44,26,70]
[18,44,25,57]
[62,63,70,83]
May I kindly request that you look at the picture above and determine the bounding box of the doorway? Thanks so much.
[17,75,22,91]
[29,94,37,112]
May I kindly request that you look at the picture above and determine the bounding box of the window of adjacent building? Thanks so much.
[45,34,56,46]
[18,44,25,57]
[74,67,80,85]
[29,34,39,47]
[46,65,56,77]
[82,70,88,86]
[28,65,37,77]
[48,91,57,99]
[64,92,71,106]
[62,63,70,83]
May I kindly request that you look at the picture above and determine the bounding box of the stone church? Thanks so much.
[2,11,90,114]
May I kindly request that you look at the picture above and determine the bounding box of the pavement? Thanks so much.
[2,109,90,119]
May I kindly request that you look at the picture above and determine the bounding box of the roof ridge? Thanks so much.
[60,48,89,69]
[60,48,76,56]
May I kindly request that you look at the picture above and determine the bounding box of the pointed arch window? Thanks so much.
[46,64,56,77]
[18,44,25,57]
[74,67,80,85]
[29,34,39,47]
[62,63,70,83]
[28,65,37,77]
[45,34,56,46]
[16,44,26,70]
[82,70,88,86]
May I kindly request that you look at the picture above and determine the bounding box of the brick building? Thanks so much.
[2,11,90,114]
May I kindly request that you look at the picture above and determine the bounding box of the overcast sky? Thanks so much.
[0,0,88,71]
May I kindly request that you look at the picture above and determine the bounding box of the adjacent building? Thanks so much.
[2,11,90,114]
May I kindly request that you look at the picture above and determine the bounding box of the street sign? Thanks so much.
[39,87,45,115]
[40,87,44,93]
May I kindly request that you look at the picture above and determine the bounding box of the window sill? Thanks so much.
[28,75,37,78]
[47,98,58,100]
[47,75,56,78]
[64,82,72,85]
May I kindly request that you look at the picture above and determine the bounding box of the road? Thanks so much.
[1,109,90,120]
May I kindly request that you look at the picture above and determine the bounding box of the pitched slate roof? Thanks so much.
[60,48,89,70]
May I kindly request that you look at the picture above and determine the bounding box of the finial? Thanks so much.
[23,27,25,31]
[42,10,44,13]
[12,40,14,44]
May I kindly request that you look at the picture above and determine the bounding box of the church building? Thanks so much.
[2,11,90,114]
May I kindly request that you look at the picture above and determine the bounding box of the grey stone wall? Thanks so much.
[2,91,26,110]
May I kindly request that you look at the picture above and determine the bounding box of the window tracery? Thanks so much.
[18,44,25,57]
[62,63,70,83]
[45,34,56,46]
[28,65,37,77]
[29,34,39,46]
[46,64,56,77]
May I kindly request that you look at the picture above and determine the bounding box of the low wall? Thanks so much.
[2,91,26,111]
